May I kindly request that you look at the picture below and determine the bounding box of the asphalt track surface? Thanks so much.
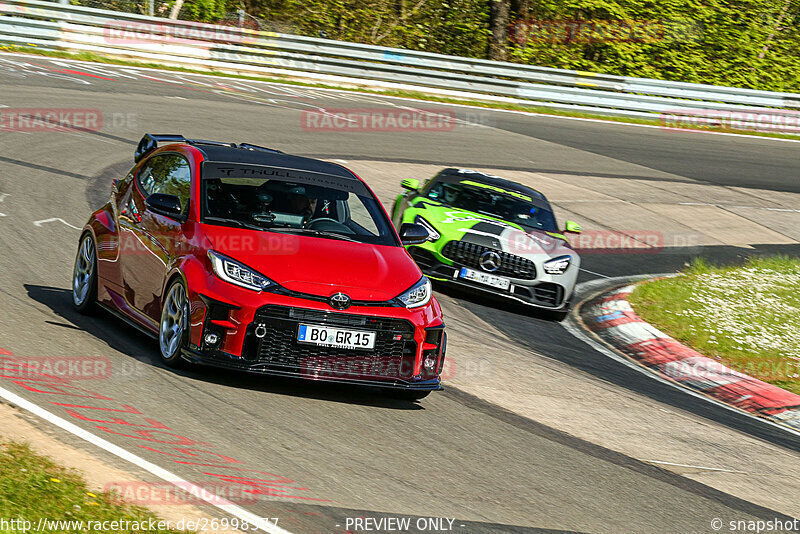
[1,54,800,533]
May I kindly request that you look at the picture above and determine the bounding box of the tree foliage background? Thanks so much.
[73,0,800,92]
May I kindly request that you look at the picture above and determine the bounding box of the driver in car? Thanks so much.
[442,183,460,205]
[286,190,319,224]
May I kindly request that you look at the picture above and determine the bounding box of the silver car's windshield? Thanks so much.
[427,181,559,232]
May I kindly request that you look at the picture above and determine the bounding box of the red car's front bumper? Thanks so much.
[182,277,446,390]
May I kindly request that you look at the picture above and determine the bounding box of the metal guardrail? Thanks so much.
[1,0,799,131]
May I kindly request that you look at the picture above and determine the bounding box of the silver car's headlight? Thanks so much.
[543,255,572,275]
[414,216,440,242]
[395,277,432,308]
[208,250,274,291]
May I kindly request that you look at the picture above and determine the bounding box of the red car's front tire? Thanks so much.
[159,279,190,368]
[72,233,97,314]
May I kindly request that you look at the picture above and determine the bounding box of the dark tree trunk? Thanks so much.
[511,0,533,21]
[489,0,510,60]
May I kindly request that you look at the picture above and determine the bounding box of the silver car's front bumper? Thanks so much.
[414,258,576,311]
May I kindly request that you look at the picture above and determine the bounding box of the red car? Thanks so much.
[72,134,445,400]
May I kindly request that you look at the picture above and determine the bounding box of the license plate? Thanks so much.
[459,267,511,290]
[297,324,376,350]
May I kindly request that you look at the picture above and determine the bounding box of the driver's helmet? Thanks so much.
[442,184,460,204]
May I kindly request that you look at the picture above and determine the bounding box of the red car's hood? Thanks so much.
[201,225,420,301]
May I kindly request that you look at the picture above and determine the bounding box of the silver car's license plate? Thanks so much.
[297,324,376,350]
[459,267,511,290]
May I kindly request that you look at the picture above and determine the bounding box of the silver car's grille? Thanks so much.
[441,241,536,280]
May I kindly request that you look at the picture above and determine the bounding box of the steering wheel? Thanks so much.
[306,217,340,228]
[307,217,356,234]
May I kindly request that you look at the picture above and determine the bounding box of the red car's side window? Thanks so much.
[137,154,192,216]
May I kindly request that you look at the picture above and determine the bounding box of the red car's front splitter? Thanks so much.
[181,347,444,391]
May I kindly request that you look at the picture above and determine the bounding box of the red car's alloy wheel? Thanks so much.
[159,281,189,366]
[72,234,97,312]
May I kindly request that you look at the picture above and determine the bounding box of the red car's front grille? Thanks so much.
[245,306,417,379]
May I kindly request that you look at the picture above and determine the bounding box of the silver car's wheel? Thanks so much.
[72,234,97,312]
[159,281,188,366]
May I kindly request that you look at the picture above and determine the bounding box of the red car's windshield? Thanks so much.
[201,163,398,246]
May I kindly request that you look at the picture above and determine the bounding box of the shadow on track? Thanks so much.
[25,284,424,411]
[433,281,561,321]
[437,249,800,452]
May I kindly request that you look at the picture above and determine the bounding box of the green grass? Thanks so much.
[0,440,193,533]
[629,256,800,395]
[2,44,799,141]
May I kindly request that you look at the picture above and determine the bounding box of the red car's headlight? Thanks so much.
[395,277,432,308]
[208,250,275,291]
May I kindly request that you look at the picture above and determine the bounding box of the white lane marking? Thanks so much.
[646,460,797,477]
[321,110,359,123]
[231,81,311,99]
[118,68,184,84]
[0,193,8,217]
[33,218,81,230]
[0,385,291,534]
[556,199,624,203]
[169,74,219,88]
[643,460,744,473]
[679,202,800,213]
[48,60,136,79]
[215,81,260,93]
[562,275,800,440]
[4,51,799,144]
[24,62,94,85]
[579,267,611,279]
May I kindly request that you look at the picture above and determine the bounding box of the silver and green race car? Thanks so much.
[391,168,582,319]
